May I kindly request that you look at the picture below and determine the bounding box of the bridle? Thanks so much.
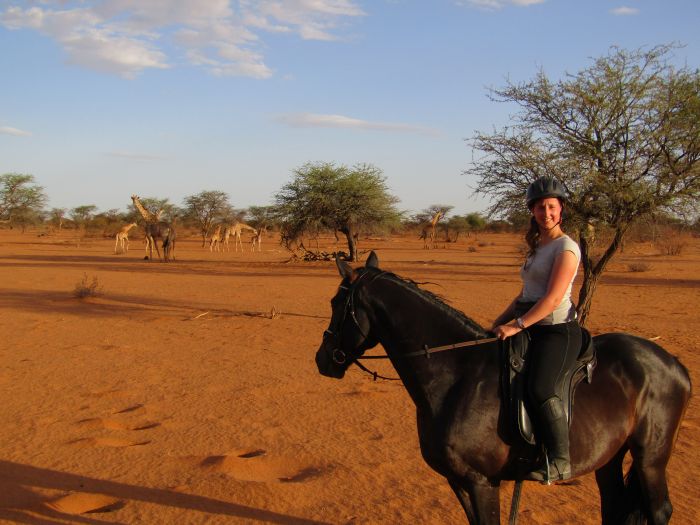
[323,269,499,381]
[323,269,380,367]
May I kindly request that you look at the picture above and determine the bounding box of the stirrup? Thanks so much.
[525,456,571,485]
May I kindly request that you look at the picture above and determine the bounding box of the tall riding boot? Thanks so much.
[525,396,572,483]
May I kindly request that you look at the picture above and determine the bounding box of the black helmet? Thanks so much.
[526,176,567,209]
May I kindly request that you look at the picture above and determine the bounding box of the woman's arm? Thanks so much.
[494,250,578,339]
[491,292,522,330]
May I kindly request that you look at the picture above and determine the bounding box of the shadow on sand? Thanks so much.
[0,460,332,524]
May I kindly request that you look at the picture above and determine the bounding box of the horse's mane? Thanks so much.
[364,268,490,339]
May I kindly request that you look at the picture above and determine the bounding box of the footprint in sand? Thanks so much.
[200,449,327,483]
[69,437,151,447]
[45,492,124,514]
[76,417,160,431]
[114,403,144,414]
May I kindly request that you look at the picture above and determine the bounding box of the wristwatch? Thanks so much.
[516,317,526,329]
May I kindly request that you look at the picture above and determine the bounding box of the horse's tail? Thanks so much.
[621,464,646,524]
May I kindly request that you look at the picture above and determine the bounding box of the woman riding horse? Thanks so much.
[316,250,691,524]
[492,176,580,483]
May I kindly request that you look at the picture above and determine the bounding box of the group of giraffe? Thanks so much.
[114,195,175,261]
[114,195,265,260]
[209,223,265,253]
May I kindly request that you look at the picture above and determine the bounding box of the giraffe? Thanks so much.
[221,225,233,252]
[250,225,267,252]
[114,222,137,254]
[210,225,223,252]
[420,211,443,249]
[131,195,176,261]
[230,222,257,252]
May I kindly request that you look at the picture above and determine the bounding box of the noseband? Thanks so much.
[323,270,382,366]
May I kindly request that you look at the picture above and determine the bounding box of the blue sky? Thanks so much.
[1,0,699,217]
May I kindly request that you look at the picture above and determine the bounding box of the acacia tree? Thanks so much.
[49,208,67,231]
[467,45,700,324]
[182,190,232,247]
[0,173,47,228]
[247,205,278,230]
[274,162,401,261]
[70,205,98,229]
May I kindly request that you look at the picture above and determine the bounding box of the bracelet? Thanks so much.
[516,317,526,329]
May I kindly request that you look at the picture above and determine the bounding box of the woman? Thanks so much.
[492,176,582,483]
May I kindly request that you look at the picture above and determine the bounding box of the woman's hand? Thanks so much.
[494,322,522,340]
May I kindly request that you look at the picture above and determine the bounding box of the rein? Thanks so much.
[355,336,500,381]
[330,269,498,381]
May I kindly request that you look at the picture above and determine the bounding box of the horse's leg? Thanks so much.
[448,478,500,525]
[629,458,673,525]
[594,447,627,525]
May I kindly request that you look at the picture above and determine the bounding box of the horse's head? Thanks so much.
[316,251,381,379]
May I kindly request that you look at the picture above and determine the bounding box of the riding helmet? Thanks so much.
[525,176,567,209]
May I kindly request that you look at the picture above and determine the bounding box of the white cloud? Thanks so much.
[611,6,640,16]
[454,0,545,9]
[0,126,32,137]
[0,1,364,78]
[276,113,440,136]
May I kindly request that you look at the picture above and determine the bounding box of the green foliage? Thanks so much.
[0,173,47,225]
[414,204,453,224]
[247,205,278,229]
[274,162,401,260]
[466,44,700,323]
[70,205,98,226]
[182,190,232,245]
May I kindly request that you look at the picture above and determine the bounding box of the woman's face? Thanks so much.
[531,197,562,231]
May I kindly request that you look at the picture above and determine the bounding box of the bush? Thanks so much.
[654,236,686,256]
[628,262,651,272]
[73,273,103,298]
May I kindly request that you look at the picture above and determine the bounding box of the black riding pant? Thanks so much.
[526,320,582,406]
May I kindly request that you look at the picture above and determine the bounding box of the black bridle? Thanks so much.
[323,269,498,381]
[323,269,381,367]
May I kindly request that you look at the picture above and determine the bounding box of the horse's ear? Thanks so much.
[365,251,379,268]
[336,255,353,280]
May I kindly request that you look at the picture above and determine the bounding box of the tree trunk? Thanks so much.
[576,225,627,326]
[340,227,358,261]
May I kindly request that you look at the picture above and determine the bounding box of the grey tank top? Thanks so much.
[520,235,580,325]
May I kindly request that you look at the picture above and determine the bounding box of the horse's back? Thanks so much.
[593,332,691,394]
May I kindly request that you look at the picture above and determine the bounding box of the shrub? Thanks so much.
[73,273,103,298]
[628,262,651,272]
[654,236,686,256]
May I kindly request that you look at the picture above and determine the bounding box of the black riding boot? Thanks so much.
[525,396,572,483]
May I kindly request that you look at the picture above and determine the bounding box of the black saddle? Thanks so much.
[500,327,596,446]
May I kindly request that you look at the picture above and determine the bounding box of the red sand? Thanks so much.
[0,229,697,524]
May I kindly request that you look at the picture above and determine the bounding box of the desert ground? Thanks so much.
[0,227,697,524]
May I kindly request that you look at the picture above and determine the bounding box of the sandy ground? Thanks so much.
[0,228,697,524]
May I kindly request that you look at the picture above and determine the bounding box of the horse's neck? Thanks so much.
[366,277,486,415]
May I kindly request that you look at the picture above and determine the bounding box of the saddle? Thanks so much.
[500,327,596,446]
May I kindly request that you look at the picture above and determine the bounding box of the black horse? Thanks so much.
[143,221,176,261]
[315,252,691,525]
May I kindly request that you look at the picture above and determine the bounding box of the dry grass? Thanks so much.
[655,236,687,256]
[73,273,103,298]
[628,262,652,272]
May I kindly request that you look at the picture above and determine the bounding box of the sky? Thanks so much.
[1,0,699,217]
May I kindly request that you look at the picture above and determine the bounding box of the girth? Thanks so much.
[500,327,597,446]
